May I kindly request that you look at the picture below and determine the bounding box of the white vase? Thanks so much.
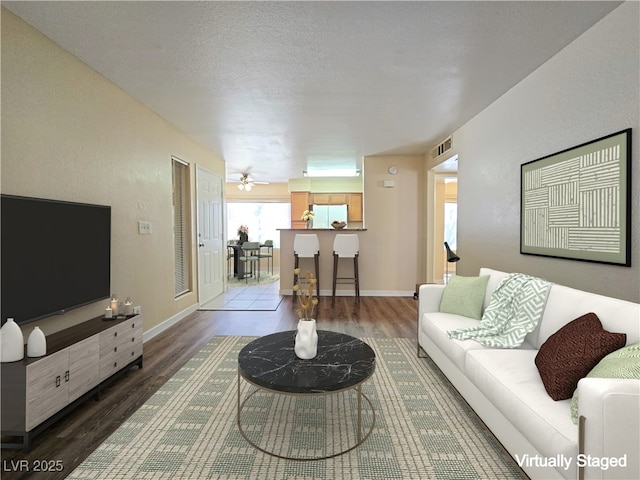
[27,326,47,357]
[1,318,25,362]
[294,319,318,359]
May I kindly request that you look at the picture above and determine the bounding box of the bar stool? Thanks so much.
[332,234,360,305]
[293,234,320,300]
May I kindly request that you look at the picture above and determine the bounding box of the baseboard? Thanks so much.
[142,303,199,343]
[278,288,414,297]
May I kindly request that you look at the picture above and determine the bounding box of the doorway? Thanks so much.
[426,155,458,284]
[438,177,458,283]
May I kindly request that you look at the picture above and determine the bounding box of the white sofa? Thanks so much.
[418,268,640,480]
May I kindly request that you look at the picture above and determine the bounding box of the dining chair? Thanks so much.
[226,245,235,279]
[258,240,274,275]
[238,242,261,284]
[332,234,360,305]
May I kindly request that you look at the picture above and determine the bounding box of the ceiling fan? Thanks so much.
[232,173,269,191]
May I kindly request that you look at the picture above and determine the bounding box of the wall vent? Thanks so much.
[431,135,453,159]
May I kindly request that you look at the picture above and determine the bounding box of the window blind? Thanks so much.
[172,158,191,297]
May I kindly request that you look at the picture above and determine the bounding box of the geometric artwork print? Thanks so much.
[521,128,631,265]
[523,145,621,253]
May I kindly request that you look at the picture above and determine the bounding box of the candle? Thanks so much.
[105,306,113,319]
[124,297,133,316]
[110,294,118,315]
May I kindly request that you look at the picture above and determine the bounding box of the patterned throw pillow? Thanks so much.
[439,275,490,320]
[535,312,627,401]
[570,341,640,424]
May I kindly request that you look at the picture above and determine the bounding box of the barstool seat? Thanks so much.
[332,234,360,305]
[293,234,320,299]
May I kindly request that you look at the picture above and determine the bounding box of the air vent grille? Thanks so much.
[431,135,453,159]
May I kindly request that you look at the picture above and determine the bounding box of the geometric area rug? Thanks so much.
[67,336,527,480]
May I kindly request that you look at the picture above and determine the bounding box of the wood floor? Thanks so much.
[0,295,417,480]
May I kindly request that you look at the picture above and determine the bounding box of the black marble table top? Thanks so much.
[238,330,376,394]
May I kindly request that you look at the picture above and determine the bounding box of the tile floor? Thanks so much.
[200,275,283,311]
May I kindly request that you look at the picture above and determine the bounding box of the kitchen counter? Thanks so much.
[277,228,367,231]
[279,228,368,297]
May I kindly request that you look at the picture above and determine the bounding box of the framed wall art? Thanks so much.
[521,128,631,266]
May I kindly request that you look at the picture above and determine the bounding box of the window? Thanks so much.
[226,202,290,247]
[172,157,191,297]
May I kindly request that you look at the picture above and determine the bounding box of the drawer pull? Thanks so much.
[113,362,117,368]
[65,370,70,382]
[131,338,135,343]
[114,331,118,337]
[132,323,136,328]
[114,347,118,352]
[55,375,61,387]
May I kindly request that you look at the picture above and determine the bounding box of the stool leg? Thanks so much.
[354,253,360,302]
[314,253,320,298]
[332,253,338,306]
[293,254,299,302]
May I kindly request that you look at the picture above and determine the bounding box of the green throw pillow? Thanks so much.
[570,341,640,424]
[439,275,490,320]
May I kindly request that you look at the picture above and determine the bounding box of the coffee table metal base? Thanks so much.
[237,372,375,461]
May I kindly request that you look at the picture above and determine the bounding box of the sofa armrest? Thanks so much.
[418,284,445,318]
[578,377,640,480]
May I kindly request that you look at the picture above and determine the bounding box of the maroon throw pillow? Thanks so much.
[535,312,626,401]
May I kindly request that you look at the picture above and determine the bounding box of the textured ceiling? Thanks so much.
[4,1,621,183]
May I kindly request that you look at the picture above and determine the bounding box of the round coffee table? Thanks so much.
[237,330,376,460]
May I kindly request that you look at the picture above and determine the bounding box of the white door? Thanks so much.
[196,166,224,305]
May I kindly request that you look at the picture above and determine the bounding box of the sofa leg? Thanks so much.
[578,416,585,480]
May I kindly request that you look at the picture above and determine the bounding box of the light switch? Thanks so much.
[138,221,152,234]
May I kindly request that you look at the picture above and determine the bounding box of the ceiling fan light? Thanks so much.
[237,183,244,190]
[245,183,252,191]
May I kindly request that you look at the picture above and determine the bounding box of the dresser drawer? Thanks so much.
[99,319,143,381]
[99,318,141,354]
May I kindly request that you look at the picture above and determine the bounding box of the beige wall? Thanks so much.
[453,1,639,302]
[225,182,289,202]
[362,155,425,293]
[1,10,226,336]
[288,177,363,193]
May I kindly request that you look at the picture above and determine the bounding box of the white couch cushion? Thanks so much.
[536,284,640,349]
[479,267,509,310]
[465,349,578,479]
[421,312,486,370]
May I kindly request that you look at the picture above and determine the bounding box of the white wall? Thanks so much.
[453,1,639,301]
[1,10,226,335]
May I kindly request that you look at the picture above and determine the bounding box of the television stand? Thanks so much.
[1,314,143,451]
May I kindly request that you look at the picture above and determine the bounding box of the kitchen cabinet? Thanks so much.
[348,193,363,222]
[312,193,348,205]
[291,192,310,229]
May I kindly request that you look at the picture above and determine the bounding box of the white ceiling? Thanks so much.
[4,1,621,183]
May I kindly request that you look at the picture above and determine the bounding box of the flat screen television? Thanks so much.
[1,194,111,326]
